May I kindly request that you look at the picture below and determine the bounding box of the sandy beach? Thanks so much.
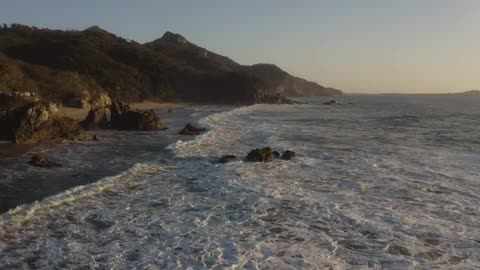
[61,101,186,120]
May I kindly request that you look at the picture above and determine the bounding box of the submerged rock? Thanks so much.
[245,147,274,162]
[110,101,166,131]
[324,100,337,105]
[29,154,61,168]
[179,123,207,135]
[281,150,296,160]
[218,155,236,164]
[272,151,280,158]
[386,245,411,256]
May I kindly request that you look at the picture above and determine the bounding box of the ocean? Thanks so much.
[0,95,479,269]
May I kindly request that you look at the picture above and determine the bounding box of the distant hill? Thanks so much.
[458,90,480,96]
[243,64,342,97]
[0,24,341,105]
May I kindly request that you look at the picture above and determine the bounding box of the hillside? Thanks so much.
[0,24,341,105]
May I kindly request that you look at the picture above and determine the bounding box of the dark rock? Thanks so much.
[179,123,207,135]
[245,147,274,162]
[92,134,98,141]
[110,101,166,131]
[324,100,337,105]
[1,102,84,144]
[167,108,173,113]
[80,107,109,130]
[218,155,236,164]
[29,154,61,168]
[281,150,296,160]
[272,151,280,158]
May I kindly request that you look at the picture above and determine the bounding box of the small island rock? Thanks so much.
[29,154,61,168]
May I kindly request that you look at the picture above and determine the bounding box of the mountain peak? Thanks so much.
[83,25,108,33]
[161,31,188,44]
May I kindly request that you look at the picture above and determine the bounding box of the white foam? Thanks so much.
[1,98,480,269]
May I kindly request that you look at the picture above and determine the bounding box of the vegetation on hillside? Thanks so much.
[0,24,341,105]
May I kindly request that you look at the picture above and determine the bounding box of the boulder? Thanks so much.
[1,101,84,144]
[29,154,61,168]
[245,147,274,162]
[281,150,296,160]
[218,155,236,164]
[273,151,280,158]
[80,107,110,130]
[110,101,166,131]
[179,123,207,135]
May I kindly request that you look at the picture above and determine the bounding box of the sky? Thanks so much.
[1,0,479,93]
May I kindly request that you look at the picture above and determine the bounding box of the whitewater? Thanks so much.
[0,95,479,269]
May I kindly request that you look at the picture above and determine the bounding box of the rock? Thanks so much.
[272,151,280,158]
[281,150,296,160]
[80,107,110,130]
[110,101,166,131]
[1,101,84,144]
[245,147,274,162]
[167,108,173,113]
[179,123,207,135]
[29,154,61,168]
[218,155,236,164]
[324,100,337,105]
[92,134,98,141]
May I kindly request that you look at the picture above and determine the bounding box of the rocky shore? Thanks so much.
[0,98,299,213]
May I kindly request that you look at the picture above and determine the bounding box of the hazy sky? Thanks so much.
[1,0,479,93]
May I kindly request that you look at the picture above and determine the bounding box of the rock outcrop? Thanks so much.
[0,101,84,143]
[179,123,207,135]
[245,147,274,162]
[80,107,110,130]
[110,101,166,131]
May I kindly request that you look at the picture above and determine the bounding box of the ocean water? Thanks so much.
[0,95,479,269]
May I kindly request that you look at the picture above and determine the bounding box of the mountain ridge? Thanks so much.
[0,24,341,105]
